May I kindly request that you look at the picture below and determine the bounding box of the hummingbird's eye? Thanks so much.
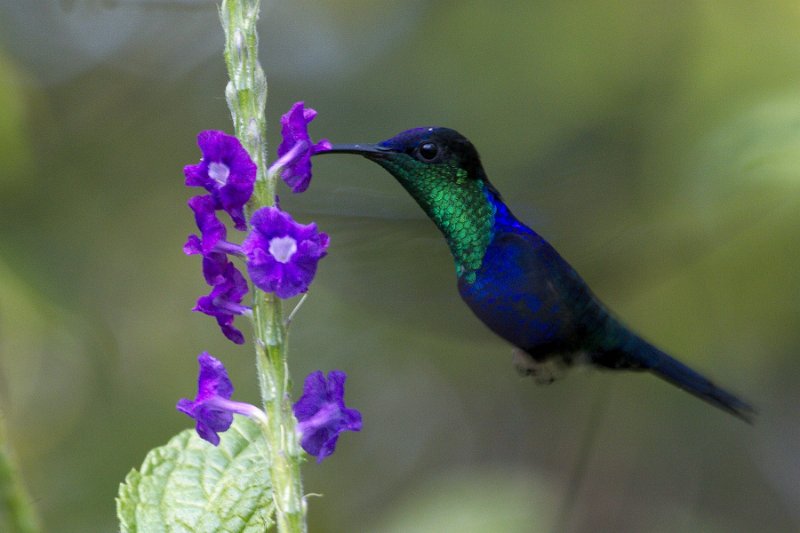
[417,142,439,162]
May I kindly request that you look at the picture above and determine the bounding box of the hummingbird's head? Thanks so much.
[316,127,499,279]
[319,127,485,184]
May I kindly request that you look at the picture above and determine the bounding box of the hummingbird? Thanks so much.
[317,127,755,422]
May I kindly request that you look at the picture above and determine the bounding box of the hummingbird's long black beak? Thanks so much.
[316,143,391,158]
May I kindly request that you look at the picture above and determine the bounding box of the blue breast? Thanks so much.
[457,191,606,357]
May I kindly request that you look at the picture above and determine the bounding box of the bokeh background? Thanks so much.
[1,1,799,531]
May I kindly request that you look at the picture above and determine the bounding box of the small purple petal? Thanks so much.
[242,206,329,299]
[187,195,226,254]
[176,353,236,446]
[219,323,245,345]
[293,370,362,463]
[200,251,229,286]
[183,234,203,256]
[275,102,331,193]
[184,130,256,231]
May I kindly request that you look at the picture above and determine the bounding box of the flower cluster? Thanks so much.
[177,102,360,462]
[183,133,254,344]
[182,104,331,342]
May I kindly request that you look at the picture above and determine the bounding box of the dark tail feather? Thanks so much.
[612,336,756,423]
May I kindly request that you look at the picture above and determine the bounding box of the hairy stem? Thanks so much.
[220,1,306,531]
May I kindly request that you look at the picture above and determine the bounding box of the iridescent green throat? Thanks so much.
[377,159,496,283]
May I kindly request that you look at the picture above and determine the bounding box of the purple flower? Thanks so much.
[242,206,329,299]
[177,353,264,446]
[293,370,362,463]
[193,259,250,344]
[184,195,227,255]
[197,251,230,286]
[274,102,332,193]
[184,130,256,230]
[186,236,246,287]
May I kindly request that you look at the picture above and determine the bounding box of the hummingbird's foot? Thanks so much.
[511,348,566,385]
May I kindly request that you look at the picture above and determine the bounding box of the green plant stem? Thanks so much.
[0,411,41,533]
[220,1,307,532]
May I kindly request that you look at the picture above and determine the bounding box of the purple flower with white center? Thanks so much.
[193,259,250,345]
[184,130,256,231]
[293,370,362,463]
[273,102,332,193]
[242,206,329,299]
[185,195,227,255]
[177,353,265,446]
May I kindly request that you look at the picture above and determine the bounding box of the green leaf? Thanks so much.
[117,417,273,533]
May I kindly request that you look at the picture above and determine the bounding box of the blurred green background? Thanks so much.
[1,1,799,531]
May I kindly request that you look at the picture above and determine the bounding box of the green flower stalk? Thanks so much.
[219,1,306,531]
